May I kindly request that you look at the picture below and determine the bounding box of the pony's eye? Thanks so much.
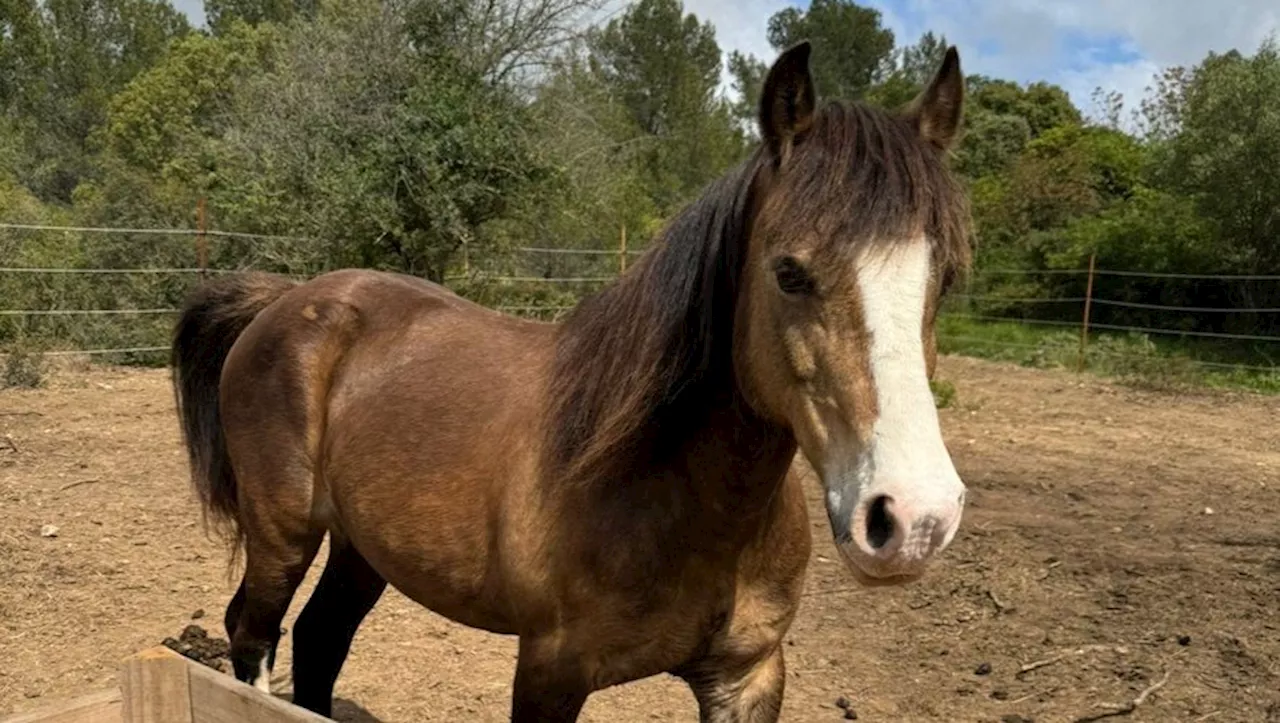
[773,256,815,295]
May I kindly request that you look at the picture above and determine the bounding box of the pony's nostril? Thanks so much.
[865,495,895,550]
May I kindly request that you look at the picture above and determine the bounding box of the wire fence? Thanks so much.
[2,223,1279,384]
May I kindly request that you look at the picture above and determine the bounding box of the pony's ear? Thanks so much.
[906,46,964,151]
[759,41,816,161]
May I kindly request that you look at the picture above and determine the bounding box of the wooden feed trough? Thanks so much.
[0,646,332,723]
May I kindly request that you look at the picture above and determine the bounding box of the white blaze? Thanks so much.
[856,239,964,551]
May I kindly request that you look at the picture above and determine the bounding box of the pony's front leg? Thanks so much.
[510,636,591,723]
[679,646,787,723]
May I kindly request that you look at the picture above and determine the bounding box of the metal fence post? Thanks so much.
[1078,252,1096,372]
[619,224,627,274]
[195,198,208,280]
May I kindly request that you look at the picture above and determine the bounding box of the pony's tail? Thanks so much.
[170,272,298,548]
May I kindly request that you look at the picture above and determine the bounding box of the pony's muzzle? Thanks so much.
[832,488,965,582]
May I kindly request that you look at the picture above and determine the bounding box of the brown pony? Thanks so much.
[170,42,972,722]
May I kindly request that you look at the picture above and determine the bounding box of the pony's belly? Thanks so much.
[384,570,518,635]
[336,498,518,635]
[322,437,519,635]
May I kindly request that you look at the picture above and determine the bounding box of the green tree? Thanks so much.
[863,31,950,110]
[1,0,190,202]
[398,0,604,85]
[1145,38,1280,273]
[898,31,949,86]
[0,0,50,115]
[968,123,1144,284]
[206,0,317,34]
[1138,65,1191,142]
[969,76,1081,137]
[1014,125,1142,234]
[953,109,1031,179]
[100,22,281,175]
[1041,186,1212,274]
[727,50,767,129]
[520,45,662,272]
[72,21,282,227]
[587,0,745,214]
[764,0,894,101]
[200,0,556,281]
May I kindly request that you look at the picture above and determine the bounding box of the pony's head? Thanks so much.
[737,42,971,583]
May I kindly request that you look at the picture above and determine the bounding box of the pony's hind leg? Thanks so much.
[289,536,387,716]
[224,578,246,641]
[229,505,325,692]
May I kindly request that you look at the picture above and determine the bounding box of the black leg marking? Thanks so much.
[224,579,246,639]
[290,540,387,716]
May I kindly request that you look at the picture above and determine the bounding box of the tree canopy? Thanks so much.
[3,0,1280,354]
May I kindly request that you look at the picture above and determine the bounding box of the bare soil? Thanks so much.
[2,355,1278,722]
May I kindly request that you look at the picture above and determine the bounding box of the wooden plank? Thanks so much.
[118,647,193,723]
[186,662,332,723]
[0,689,121,723]
[5,646,331,723]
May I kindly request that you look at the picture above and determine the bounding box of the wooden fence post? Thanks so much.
[1078,252,1096,372]
[113,646,332,723]
[119,648,194,723]
[195,198,208,280]
[619,224,627,274]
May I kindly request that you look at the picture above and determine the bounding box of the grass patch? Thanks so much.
[930,379,957,408]
[937,314,1280,395]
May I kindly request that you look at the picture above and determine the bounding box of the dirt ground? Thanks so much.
[2,355,1278,722]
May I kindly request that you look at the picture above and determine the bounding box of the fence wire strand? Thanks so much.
[1090,298,1280,313]
[0,267,234,274]
[5,221,1280,375]
[1085,321,1280,343]
[0,222,314,243]
[977,267,1280,281]
[953,294,1088,304]
[0,309,178,316]
[35,346,169,357]
[0,222,645,258]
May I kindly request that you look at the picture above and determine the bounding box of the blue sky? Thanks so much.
[688,0,1280,119]
[169,0,1280,119]
[171,0,204,25]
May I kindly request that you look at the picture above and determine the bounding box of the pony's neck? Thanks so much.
[546,153,793,501]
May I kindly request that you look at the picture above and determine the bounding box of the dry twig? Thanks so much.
[60,478,106,491]
[1017,645,1127,679]
[1017,654,1068,676]
[1072,670,1170,722]
[987,589,1008,612]
[1008,687,1057,705]
[1036,560,1063,580]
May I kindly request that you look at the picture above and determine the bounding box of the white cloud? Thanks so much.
[684,0,790,64]
[671,0,1280,118]
[169,0,1280,118]
[870,0,1280,117]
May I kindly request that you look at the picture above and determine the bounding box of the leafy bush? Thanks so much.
[3,345,46,389]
